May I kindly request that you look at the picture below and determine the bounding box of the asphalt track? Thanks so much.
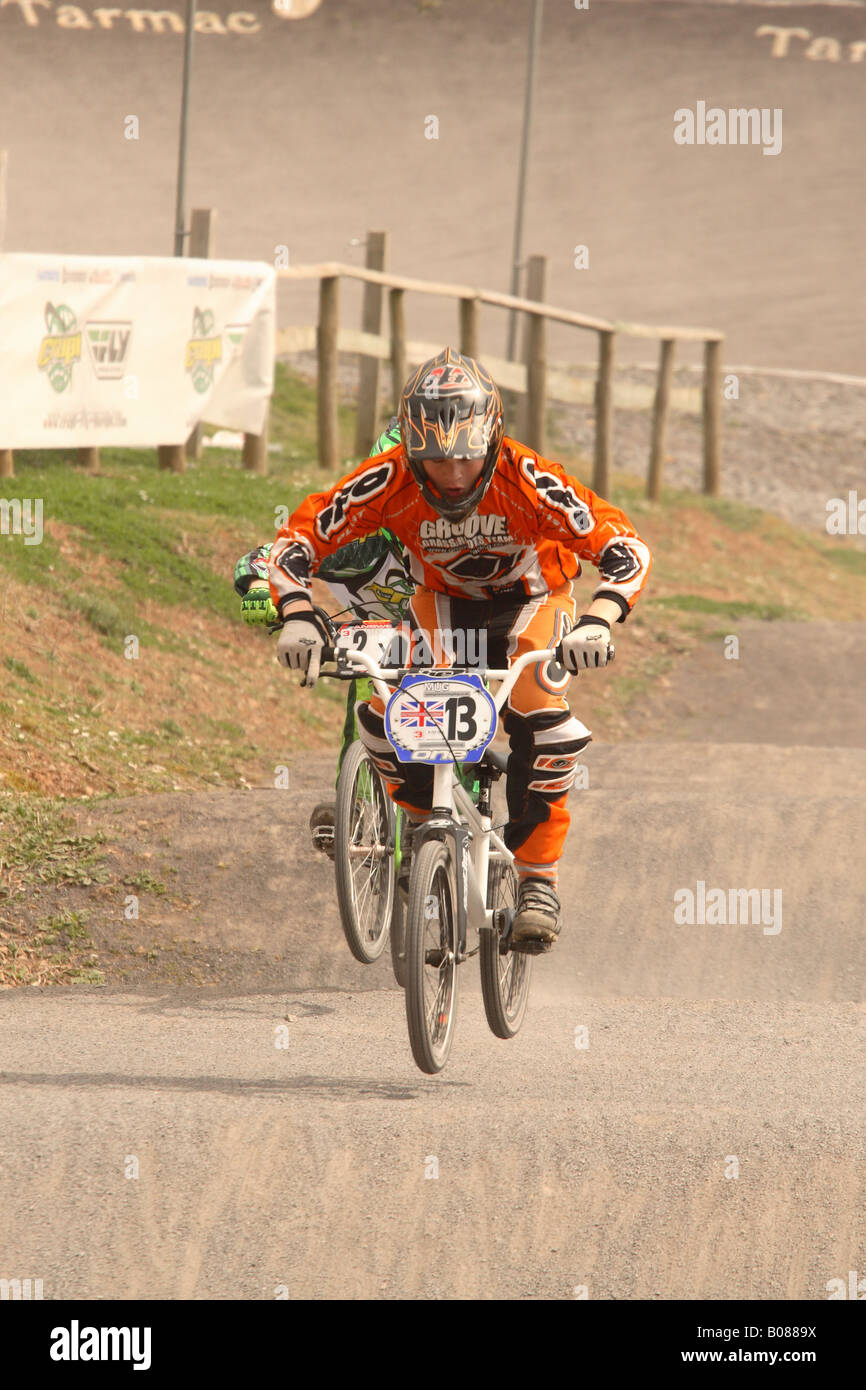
[1,0,863,372]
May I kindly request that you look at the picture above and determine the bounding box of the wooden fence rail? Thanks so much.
[275,255,724,497]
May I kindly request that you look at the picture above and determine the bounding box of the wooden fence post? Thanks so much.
[593,329,615,495]
[158,444,185,472]
[187,208,217,462]
[389,288,407,413]
[242,426,267,474]
[648,338,675,500]
[78,448,100,472]
[522,254,547,454]
[243,406,269,474]
[0,450,13,479]
[354,231,388,455]
[459,296,479,360]
[318,274,340,471]
[702,338,722,496]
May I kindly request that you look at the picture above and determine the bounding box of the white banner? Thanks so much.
[0,252,275,448]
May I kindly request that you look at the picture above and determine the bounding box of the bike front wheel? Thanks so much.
[334,740,394,963]
[480,859,532,1038]
[405,838,458,1074]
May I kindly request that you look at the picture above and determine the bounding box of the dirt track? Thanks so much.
[0,619,864,1299]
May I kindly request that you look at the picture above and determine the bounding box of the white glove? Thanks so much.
[276,611,325,687]
[560,618,611,672]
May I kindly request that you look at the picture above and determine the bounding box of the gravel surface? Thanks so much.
[553,366,866,542]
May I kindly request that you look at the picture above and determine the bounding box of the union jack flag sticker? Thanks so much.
[398,700,446,734]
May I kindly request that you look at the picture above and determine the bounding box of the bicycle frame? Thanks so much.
[325,645,559,961]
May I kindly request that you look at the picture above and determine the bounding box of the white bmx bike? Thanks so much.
[320,630,610,1074]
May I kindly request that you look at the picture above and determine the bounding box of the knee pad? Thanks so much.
[504,709,590,797]
[355,700,401,780]
[528,713,591,793]
[355,700,434,805]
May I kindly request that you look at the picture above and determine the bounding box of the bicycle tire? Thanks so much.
[480,859,532,1038]
[334,740,394,963]
[405,838,458,1074]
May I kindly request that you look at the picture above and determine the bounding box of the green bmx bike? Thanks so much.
[310,611,409,984]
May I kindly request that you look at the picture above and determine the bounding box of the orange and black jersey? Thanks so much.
[268,437,651,620]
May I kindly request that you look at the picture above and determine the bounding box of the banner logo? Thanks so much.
[85,321,132,379]
[37,302,82,393]
[184,306,222,393]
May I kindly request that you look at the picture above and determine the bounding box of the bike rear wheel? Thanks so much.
[480,859,532,1038]
[405,838,458,1073]
[334,739,394,963]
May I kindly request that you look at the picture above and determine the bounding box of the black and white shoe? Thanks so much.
[512,877,561,943]
[309,803,336,860]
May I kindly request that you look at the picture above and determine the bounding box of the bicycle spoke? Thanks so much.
[427,970,451,1042]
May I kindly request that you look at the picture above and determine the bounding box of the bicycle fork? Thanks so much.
[411,763,492,963]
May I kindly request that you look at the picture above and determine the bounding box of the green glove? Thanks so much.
[371,418,401,455]
[234,543,272,597]
[241,583,279,626]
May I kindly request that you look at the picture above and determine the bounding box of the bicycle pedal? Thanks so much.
[311,827,336,859]
[510,938,553,955]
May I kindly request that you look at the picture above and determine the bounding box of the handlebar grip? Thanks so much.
[554,641,616,668]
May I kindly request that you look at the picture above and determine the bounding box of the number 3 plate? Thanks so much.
[384,673,496,764]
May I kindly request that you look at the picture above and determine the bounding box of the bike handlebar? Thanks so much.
[318,640,615,710]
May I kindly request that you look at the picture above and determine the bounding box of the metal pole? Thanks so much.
[173,0,197,255]
[506,0,543,361]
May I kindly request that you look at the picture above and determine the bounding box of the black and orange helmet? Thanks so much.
[398,347,504,521]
